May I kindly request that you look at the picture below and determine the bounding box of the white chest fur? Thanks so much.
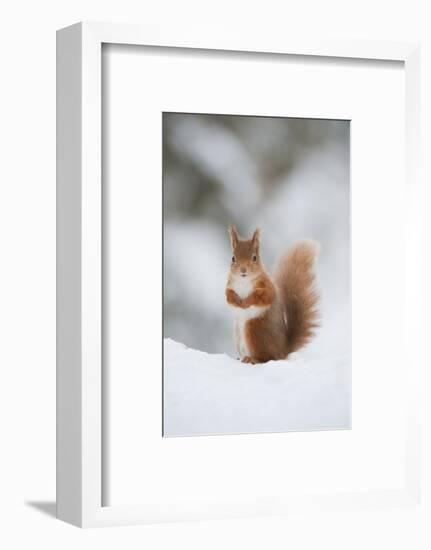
[231,276,253,300]
[229,277,269,358]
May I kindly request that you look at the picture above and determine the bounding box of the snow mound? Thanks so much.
[163,339,351,437]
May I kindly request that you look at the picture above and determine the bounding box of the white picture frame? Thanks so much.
[56,21,422,527]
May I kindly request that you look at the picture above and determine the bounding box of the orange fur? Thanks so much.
[225,276,275,310]
[225,227,320,363]
[273,241,320,353]
[225,288,243,307]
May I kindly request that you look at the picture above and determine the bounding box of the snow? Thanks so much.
[163,338,351,437]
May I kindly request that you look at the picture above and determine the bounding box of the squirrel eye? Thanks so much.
[252,255,257,262]
[232,256,236,263]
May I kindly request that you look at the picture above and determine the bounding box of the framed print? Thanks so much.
[56,22,423,527]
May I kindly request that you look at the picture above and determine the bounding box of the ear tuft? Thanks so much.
[252,228,261,249]
[228,225,239,249]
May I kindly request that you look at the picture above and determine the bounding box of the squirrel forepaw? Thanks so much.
[241,356,258,365]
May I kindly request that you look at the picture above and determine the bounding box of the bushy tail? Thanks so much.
[274,240,320,353]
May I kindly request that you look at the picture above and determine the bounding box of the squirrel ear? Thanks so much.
[228,225,239,249]
[252,228,261,250]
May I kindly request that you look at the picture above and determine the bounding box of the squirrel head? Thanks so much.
[228,225,263,280]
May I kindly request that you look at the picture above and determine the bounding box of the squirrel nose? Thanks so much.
[240,267,247,274]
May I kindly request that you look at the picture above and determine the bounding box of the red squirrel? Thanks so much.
[225,226,320,364]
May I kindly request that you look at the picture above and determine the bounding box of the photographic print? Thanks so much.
[162,112,351,437]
